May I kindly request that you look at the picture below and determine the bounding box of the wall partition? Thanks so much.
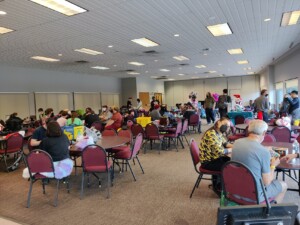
[101,93,120,108]
[74,92,101,113]
[0,93,31,120]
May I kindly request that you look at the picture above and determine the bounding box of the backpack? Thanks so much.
[218,95,230,109]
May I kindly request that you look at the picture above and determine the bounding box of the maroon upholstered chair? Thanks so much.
[91,121,103,132]
[144,123,165,154]
[113,133,144,181]
[188,114,201,133]
[81,145,112,199]
[102,129,117,136]
[109,129,132,154]
[25,150,70,207]
[163,120,184,150]
[228,126,248,143]
[0,132,24,172]
[263,134,276,143]
[271,126,291,143]
[234,115,245,125]
[131,123,145,139]
[221,161,272,205]
[189,138,221,198]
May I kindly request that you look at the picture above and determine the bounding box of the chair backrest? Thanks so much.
[159,117,168,126]
[26,150,54,178]
[222,161,259,205]
[263,134,276,143]
[131,123,144,138]
[91,121,102,132]
[81,145,108,171]
[131,133,143,157]
[102,129,117,136]
[175,120,183,135]
[235,115,245,125]
[118,129,133,144]
[189,114,199,125]
[271,126,291,142]
[145,123,159,139]
[189,138,200,172]
[181,119,188,134]
[5,133,23,152]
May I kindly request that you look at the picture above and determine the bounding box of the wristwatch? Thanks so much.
[270,165,276,170]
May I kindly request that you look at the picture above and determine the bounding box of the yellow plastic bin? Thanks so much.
[136,117,151,128]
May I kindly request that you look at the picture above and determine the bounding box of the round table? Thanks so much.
[262,141,300,195]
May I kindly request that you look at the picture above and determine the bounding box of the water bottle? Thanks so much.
[293,140,299,153]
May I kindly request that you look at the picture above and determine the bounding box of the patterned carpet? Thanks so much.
[0,121,299,225]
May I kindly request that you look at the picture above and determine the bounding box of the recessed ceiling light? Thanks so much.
[91,66,110,70]
[151,76,158,78]
[237,60,249,64]
[145,71,149,73]
[31,56,60,62]
[113,65,117,67]
[108,45,113,48]
[208,71,217,73]
[74,48,103,55]
[58,54,62,56]
[154,60,158,62]
[247,72,255,75]
[174,34,180,37]
[0,11,7,15]
[264,18,271,22]
[29,0,87,16]
[160,69,170,72]
[173,55,189,61]
[178,74,185,76]
[0,26,14,34]
[127,72,140,75]
[227,48,243,55]
[281,10,300,26]
[195,65,206,68]
[128,62,145,66]
[168,78,175,81]
[131,37,159,47]
[207,23,233,36]
[203,53,208,56]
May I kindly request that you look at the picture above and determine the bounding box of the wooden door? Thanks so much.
[139,92,150,110]
[154,93,162,105]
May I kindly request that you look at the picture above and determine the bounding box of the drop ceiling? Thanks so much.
[0,0,300,80]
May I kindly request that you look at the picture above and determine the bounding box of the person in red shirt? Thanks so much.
[105,107,123,131]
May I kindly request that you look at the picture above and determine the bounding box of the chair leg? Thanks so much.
[27,180,34,208]
[107,170,110,199]
[66,177,70,193]
[127,160,136,181]
[3,155,9,172]
[190,174,203,198]
[80,172,85,199]
[135,156,144,174]
[178,136,184,149]
[54,180,60,207]
[183,135,189,146]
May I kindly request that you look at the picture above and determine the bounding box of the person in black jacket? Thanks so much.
[84,107,100,128]
[5,112,23,131]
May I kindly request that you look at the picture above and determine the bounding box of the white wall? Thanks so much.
[136,77,165,102]
[164,75,260,107]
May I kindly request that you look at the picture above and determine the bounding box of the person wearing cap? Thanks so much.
[285,90,300,123]
[150,104,161,121]
[99,105,112,124]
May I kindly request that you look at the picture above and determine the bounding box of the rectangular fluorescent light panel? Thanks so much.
[128,62,145,66]
[281,10,300,26]
[227,48,243,55]
[30,0,86,16]
[91,66,109,70]
[173,55,189,61]
[127,72,140,75]
[131,38,159,47]
[195,65,206,68]
[247,72,255,74]
[74,48,103,55]
[31,56,60,62]
[237,60,249,64]
[160,69,170,72]
[207,23,232,36]
[208,71,217,73]
[0,26,14,34]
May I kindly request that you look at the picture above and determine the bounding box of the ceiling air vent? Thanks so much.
[156,76,168,80]
[75,60,89,64]
[179,63,189,66]
[143,50,159,54]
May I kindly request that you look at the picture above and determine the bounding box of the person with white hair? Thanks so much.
[231,120,287,203]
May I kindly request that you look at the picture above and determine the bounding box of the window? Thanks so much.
[285,79,298,95]
[275,82,284,111]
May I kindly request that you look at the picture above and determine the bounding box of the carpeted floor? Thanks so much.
[0,121,299,225]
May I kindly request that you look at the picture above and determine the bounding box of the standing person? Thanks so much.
[254,89,269,122]
[285,90,300,123]
[150,96,160,111]
[232,120,287,203]
[190,95,199,113]
[218,89,231,118]
[279,96,290,117]
[136,98,143,110]
[199,117,232,195]
[204,92,216,125]
[105,107,123,131]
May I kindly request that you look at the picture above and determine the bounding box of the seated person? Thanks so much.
[84,107,100,128]
[5,112,23,131]
[30,117,50,147]
[199,117,232,194]
[23,121,73,179]
[105,107,123,131]
[66,111,83,126]
[183,102,196,121]
[56,111,68,127]
[99,105,112,124]
[149,104,161,121]
[232,120,287,203]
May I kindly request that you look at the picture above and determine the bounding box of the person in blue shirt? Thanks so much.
[285,90,300,123]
